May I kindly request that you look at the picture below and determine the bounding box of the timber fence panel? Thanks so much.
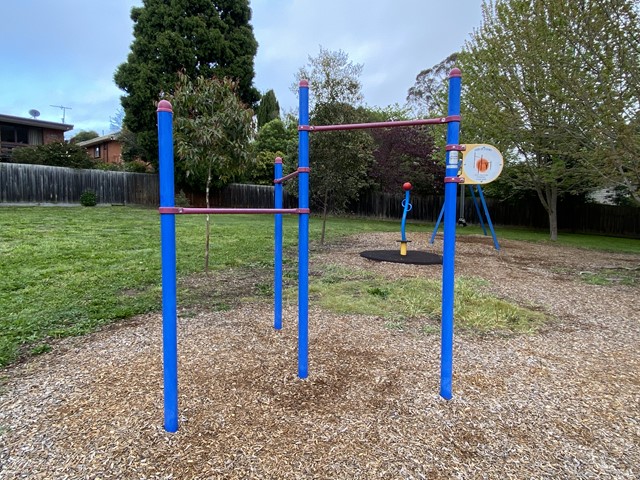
[0,163,159,206]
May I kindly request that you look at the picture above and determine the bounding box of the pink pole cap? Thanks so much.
[157,100,173,112]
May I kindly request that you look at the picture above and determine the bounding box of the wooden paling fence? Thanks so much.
[0,163,159,206]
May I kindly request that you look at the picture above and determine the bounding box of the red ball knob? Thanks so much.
[402,182,412,191]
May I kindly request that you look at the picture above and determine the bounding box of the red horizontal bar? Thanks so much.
[300,117,450,132]
[159,207,309,215]
[274,170,299,184]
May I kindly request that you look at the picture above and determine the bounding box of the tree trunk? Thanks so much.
[321,190,329,245]
[535,183,559,241]
[204,166,212,272]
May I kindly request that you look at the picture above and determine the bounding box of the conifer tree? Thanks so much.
[114,0,259,165]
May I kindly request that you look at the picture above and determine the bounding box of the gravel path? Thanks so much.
[1,233,638,479]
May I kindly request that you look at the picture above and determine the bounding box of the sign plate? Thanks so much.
[460,144,503,184]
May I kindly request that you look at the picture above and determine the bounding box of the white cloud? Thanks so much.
[1,0,482,133]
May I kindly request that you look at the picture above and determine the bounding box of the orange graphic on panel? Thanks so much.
[476,156,490,173]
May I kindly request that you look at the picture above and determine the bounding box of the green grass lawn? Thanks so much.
[0,206,637,367]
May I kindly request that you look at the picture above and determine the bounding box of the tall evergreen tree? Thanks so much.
[255,90,280,128]
[114,0,259,165]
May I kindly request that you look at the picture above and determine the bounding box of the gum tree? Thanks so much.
[460,0,639,239]
[169,73,254,271]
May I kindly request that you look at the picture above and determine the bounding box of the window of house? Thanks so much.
[16,126,28,144]
[0,124,30,144]
[1,125,15,142]
[94,146,101,158]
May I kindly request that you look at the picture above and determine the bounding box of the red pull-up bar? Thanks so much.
[299,115,461,132]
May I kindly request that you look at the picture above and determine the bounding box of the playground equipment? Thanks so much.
[430,144,503,250]
[398,182,413,256]
[156,68,499,433]
[360,181,442,264]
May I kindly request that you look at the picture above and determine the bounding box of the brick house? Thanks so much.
[0,114,73,159]
[77,132,123,165]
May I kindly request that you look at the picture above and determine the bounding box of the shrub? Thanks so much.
[80,190,98,207]
[11,142,94,169]
[93,161,124,171]
[124,159,152,173]
[175,190,190,207]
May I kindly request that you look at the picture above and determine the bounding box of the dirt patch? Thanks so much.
[0,233,639,479]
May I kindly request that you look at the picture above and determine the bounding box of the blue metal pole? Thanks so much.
[469,186,488,236]
[274,158,283,330]
[157,100,178,432]
[430,203,445,245]
[298,81,310,379]
[476,185,500,250]
[440,69,462,400]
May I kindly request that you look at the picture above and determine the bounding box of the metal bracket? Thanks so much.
[445,144,466,152]
[444,176,465,184]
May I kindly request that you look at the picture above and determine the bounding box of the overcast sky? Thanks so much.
[1,0,483,138]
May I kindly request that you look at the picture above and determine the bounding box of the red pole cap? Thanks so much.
[449,68,462,78]
[299,79,309,87]
[402,182,412,191]
[157,100,173,112]
[275,156,283,164]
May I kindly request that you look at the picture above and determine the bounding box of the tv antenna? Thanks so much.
[50,104,72,123]
[28,109,41,119]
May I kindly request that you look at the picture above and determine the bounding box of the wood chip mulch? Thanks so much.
[1,233,639,479]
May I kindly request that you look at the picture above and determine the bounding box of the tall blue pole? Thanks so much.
[274,157,284,330]
[440,69,462,400]
[298,81,310,379]
[157,100,178,432]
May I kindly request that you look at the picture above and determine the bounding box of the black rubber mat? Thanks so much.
[360,250,443,265]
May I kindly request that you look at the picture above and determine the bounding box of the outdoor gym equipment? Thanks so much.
[157,68,498,433]
[430,143,504,250]
[398,182,413,256]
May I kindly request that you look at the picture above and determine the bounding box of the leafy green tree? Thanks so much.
[309,102,375,244]
[169,72,254,271]
[555,0,640,206]
[114,0,259,166]
[255,89,280,128]
[69,131,99,144]
[293,46,364,112]
[459,0,639,240]
[407,53,458,117]
[291,47,372,242]
[117,127,144,163]
[250,118,297,185]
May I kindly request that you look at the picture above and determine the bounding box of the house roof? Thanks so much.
[76,132,121,147]
[0,113,73,131]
